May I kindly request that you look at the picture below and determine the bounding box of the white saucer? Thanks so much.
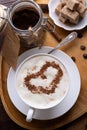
[7,46,81,120]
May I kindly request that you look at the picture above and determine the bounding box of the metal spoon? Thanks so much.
[48,31,77,54]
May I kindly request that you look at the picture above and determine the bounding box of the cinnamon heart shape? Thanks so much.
[24,61,63,94]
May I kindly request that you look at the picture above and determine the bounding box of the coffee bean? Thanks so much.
[83,53,87,59]
[71,56,76,62]
[80,45,86,51]
[77,32,83,38]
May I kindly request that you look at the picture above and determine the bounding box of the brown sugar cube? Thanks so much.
[55,2,65,15]
[55,3,63,15]
[69,17,79,24]
[77,3,87,17]
[61,6,80,24]
[60,0,67,4]
[77,0,86,5]
[67,0,79,10]
[59,14,67,23]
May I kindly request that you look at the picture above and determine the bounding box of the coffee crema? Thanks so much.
[12,8,40,30]
[16,55,69,108]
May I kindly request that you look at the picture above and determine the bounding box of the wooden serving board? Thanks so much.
[1,27,87,130]
[0,0,87,129]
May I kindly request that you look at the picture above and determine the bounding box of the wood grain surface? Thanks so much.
[0,0,87,130]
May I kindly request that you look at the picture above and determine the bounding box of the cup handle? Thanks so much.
[41,17,62,41]
[26,108,34,122]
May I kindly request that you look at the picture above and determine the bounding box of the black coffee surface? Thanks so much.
[12,8,40,30]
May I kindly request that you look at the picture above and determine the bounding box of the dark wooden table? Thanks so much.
[0,99,87,130]
[0,0,87,130]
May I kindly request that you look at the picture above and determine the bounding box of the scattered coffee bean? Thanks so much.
[77,32,83,38]
[71,56,76,62]
[83,53,87,59]
[80,45,86,51]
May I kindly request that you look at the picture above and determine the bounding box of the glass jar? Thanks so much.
[7,0,55,48]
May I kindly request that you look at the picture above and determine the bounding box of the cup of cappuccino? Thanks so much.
[14,53,69,121]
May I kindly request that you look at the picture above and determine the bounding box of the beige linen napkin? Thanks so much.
[1,24,45,70]
[1,24,20,69]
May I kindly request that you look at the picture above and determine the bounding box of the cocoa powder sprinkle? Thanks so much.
[24,61,63,94]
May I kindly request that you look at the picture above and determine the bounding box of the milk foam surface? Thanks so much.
[16,55,69,109]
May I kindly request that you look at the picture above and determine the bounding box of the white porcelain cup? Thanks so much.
[14,53,70,122]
